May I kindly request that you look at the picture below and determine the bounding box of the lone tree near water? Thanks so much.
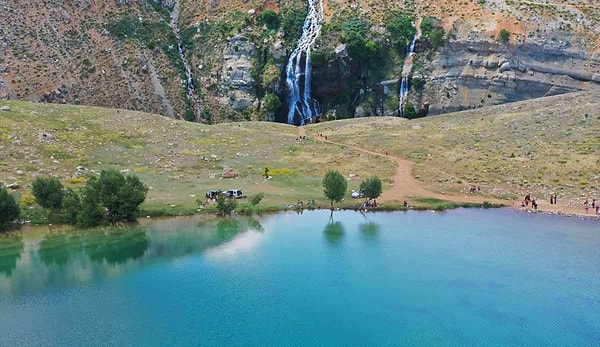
[32,176,64,214]
[0,186,20,231]
[322,170,347,209]
[359,176,383,201]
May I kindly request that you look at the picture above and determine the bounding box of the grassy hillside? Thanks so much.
[1,90,598,215]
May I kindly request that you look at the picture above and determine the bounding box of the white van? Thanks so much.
[223,189,245,199]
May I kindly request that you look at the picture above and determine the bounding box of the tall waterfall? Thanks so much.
[285,0,324,126]
[169,1,195,99]
[398,36,417,118]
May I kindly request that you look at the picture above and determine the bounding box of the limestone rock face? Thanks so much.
[418,40,600,115]
[219,35,257,111]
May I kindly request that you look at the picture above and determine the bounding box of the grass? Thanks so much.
[1,90,598,218]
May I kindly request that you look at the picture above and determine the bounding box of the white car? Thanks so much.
[351,189,365,199]
[223,189,245,199]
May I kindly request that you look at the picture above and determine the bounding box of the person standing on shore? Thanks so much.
[584,199,589,214]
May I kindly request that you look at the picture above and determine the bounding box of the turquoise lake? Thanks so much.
[0,208,598,346]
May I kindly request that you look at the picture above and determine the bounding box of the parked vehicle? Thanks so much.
[351,189,365,199]
[223,189,245,199]
[206,189,222,200]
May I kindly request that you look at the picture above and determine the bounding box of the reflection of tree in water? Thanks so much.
[215,219,243,240]
[359,222,380,239]
[84,226,149,265]
[39,232,84,267]
[324,221,345,245]
[0,234,24,276]
[247,217,264,233]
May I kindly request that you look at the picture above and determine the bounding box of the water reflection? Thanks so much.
[0,233,24,276]
[39,232,84,267]
[84,227,149,265]
[359,222,380,240]
[324,221,345,245]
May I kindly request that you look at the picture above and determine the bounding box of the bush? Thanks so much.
[359,177,383,200]
[257,10,280,30]
[216,193,237,216]
[62,188,81,225]
[32,177,64,211]
[0,187,20,231]
[249,192,265,206]
[262,93,282,113]
[498,29,510,43]
[96,169,148,223]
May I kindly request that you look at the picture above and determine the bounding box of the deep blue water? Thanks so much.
[0,208,598,346]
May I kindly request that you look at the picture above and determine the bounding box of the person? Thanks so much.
[532,198,538,211]
[596,205,599,216]
[549,195,553,205]
[584,199,589,214]
[592,199,596,209]
[403,200,408,207]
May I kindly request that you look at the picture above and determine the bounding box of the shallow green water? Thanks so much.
[0,209,598,346]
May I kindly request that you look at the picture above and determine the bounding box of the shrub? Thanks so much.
[216,193,237,216]
[32,177,64,211]
[18,193,37,208]
[0,187,20,231]
[359,177,383,200]
[262,93,282,113]
[498,29,510,43]
[96,169,148,223]
[249,192,265,206]
[62,188,81,225]
[257,10,280,30]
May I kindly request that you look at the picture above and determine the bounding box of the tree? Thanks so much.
[32,177,64,212]
[77,177,105,228]
[322,170,347,209]
[0,187,20,231]
[359,176,383,201]
[257,9,280,30]
[498,29,510,43]
[96,169,148,223]
[216,193,237,216]
[62,188,81,225]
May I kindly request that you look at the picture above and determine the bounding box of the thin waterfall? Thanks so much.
[285,0,324,125]
[398,35,417,118]
[169,1,195,98]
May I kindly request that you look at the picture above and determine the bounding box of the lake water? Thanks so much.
[0,208,598,346]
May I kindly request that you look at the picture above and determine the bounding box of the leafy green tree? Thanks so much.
[77,177,105,228]
[498,29,510,43]
[97,169,148,223]
[32,177,65,212]
[62,188,81,225]
[262,93,281,113]
[257,10,280,30]
[322,170,347,209]
[386,10,416,51]
[0,187,20,231]
[216,193,237,216]
[249,192,265,206]
[359,176,383,201]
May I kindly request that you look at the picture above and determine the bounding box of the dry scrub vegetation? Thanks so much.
[0,90,598,213]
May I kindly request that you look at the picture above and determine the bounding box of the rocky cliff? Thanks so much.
[0,0,598,123]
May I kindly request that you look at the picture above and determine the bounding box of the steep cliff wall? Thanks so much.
[1,0,599,123]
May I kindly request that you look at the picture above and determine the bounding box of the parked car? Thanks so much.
[206,189,222,200]
[223,189,245,199]
[351,189,365,199]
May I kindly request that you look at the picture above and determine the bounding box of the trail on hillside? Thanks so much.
[308,129,593,217]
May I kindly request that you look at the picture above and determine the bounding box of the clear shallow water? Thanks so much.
[0,208,598,346]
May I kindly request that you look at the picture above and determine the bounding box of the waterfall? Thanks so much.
[398,35,417,118]
[169,1,195,98]
[285,0,324,125]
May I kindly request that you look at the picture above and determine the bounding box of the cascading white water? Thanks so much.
[169,0,195,98]
[285,0,324,125]
[398,36,417,118]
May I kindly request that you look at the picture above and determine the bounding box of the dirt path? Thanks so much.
[311,131,596,217]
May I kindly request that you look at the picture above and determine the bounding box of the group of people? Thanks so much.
[583,198,599,215]
[469,186,481,193]
[363,199,378,209]
[521,193,538,210]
